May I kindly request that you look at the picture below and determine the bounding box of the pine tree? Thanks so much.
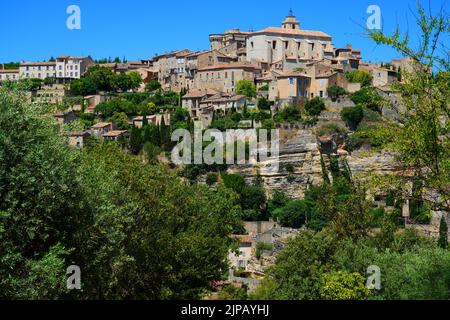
[438,216,448,249]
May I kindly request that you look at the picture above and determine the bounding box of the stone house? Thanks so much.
[195,62,261,93]
[246,12,333,65]
[65,131,91,148]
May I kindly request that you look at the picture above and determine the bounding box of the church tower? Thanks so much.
[281,9,300,30]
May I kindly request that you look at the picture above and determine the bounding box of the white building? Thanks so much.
[19,61,57,80]
[246,11,334,65]
[0,69,20,81]
[19,56,93,82]
[55,55,94,82]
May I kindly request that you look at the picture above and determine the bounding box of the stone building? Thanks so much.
[209,29,251,57]
[246,11,333,65]
[152,49,192,92]
[195,62,261,93]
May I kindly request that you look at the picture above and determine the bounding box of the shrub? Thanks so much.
[316,123,348,136]
[206,172,218,186]
[274,105,301,123]
[345,70,373,87]
[350,87,385,113]
[341,106,364,130]
[304,97,326,116]
[327,85,346,101]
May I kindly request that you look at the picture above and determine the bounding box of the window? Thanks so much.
[272,41,277,50]
[320,90,324,98]
[284,41,289,49]
[225,72,228,79]
[251,42,254,49]
[288,77,294,85]
[59,65,62,70]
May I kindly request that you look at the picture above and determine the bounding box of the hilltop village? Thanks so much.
[1,10,448,299]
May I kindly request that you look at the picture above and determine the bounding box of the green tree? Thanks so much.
[145,80,162,93]
[304,97,326,116]
[236,80,256,99]
[110,111,129,130]
[320,271,371,300]
[438,216,448,249]
[0,86,90,299]
[341,106,364,130]
[345,70,373,87]
[128,71,143,91]
[327,85,346,101]
[369,3,450,211]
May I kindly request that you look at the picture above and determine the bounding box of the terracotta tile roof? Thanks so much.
[0,69,19,73]
[91,122,112,129]
[183,88,219,99]
[201,94,246,104]
[252,27,332,39]
[277,70,311,78]
[102,130,128,137]
[198,62,261,72]
[20,61,57,67]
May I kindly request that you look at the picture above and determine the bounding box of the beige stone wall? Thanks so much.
[195,68,257,93]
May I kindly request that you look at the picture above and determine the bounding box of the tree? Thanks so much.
[345,70,373,87]
[236,80,256,99]
[438,216,448,249]
[145,80,162,93]
[369,3,450,211]
[341,106,364,130]
[129,126,143,154]
[327,85,346,101]
[85,65,116,92]
[350,87,385,113]
[320,271,371,300]
[110,111,129,130]
[273,200,309,228]
[222,173,246,195]
[304,97,326,116]
[128,71,143,91]
[0,86,90,299]
[114,73,132,92]
[70,77,96,96]
[273,105,301,123]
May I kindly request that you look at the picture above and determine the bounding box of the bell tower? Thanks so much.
[282,9,300,30]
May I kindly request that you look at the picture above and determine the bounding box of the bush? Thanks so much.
[316,123,348,136]
[274,105,301,123]
[273,200,309,228]
[304,97,326,116]
[345,70,373,87]
[327,85,346,101]
[206,172,218,186]
[257,96,271,110]
[350,87,385,113]
[341,106,364,130]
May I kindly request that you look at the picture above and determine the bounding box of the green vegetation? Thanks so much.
[327,85,346,101]
[70,66,142,96]
[345,70,373,87]
[341,105,364,130]
[350,87,386,113]
[0,85,242,299]
[236,80,256,99]
[304,97,326,116]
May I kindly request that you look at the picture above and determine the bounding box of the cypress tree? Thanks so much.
[438,216,448,249]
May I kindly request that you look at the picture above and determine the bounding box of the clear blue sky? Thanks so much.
[0,0,448,63]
